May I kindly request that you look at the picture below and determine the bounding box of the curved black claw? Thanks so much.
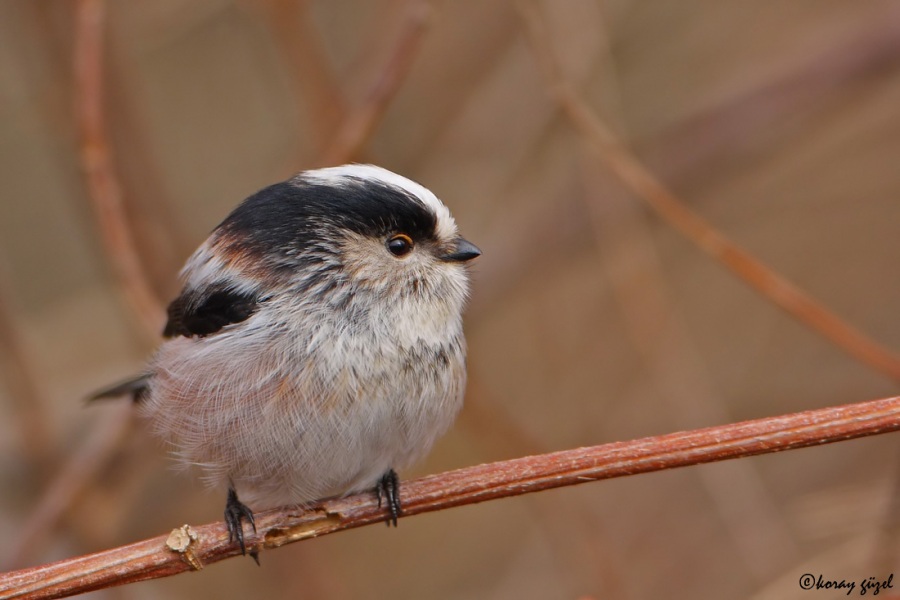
[225,488,257,561]
[375,469,402,527]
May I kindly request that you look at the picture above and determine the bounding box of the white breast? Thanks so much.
[141,297,467,509]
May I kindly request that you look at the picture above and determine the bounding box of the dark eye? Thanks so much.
[387,234,414,257]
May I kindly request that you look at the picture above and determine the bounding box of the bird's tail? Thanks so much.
[88,374,151,403]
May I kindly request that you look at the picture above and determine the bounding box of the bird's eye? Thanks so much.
[387,234,414,257]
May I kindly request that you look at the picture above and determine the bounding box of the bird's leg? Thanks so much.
[375,468,402,527]
[225,487,258,562]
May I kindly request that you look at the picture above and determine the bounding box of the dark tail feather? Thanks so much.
[88,374,151,403]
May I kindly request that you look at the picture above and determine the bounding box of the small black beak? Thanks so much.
[441,238,481,262]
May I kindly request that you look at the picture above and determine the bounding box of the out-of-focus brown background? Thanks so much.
[2,1,900,598]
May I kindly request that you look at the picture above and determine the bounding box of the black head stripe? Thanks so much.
[217,178,438,261]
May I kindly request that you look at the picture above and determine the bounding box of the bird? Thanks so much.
[91,164,480,557]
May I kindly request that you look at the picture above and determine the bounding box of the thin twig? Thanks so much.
[462,378,628,596]
[518,1,900,383]
[569,11,803,568]
[74,0,165,342]
[7,0,169,569]
[582,166,800,580]
[0,266,53,472]
[642,15,900,185]
[253,0,428,167]
[252,0,347,157]
[2,395,899,599]
[317,1,432,166]
[3,404,135,571]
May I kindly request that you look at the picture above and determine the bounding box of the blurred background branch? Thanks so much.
[74,0,166,342]
[0,265,53,474]
[518,0,900,383]
[317,1,432,166]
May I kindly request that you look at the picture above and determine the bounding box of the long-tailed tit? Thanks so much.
[92,164,480,557]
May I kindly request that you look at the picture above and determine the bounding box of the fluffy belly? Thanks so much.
[141,335,465,508]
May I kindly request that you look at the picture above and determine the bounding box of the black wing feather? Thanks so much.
[163,288,260,338]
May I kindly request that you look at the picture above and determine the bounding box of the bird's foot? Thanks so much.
[225,487,259,563]
[375,468,401,527]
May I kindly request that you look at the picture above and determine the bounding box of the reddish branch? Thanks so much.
[0,273,53,471]
[318,1,432,166]
[2,395,899,600]
[4,405,135,570]
[6,0,167,572]
[253,0,347,156]
[518,1,900,382]
[74,0,165,341]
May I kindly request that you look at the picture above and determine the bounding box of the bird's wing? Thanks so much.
[163,286,261,338]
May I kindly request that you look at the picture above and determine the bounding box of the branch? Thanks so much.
[517,1,900,383]
[3,404,135,570]
[74,0,165,342]
[641,16,900,185]
[580,165,801,580]
[317,1,432,166]
[251,0,347,157]
[0,267,53,472]
[3,395,900,599]
[7,0,172,569]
